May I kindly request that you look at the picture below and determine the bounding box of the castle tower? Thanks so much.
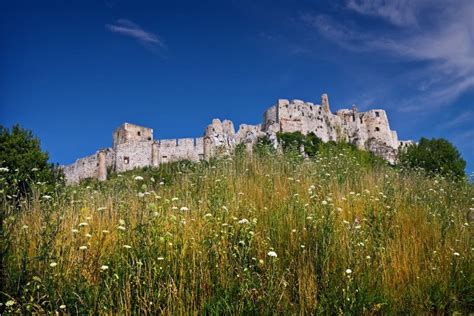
[113,123,153,149]
[322,94,331,113]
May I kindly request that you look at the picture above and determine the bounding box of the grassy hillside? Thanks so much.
[1,146,473,314]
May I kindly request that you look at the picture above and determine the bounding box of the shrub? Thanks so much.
[0,124,63,199]
[398,137,466,179]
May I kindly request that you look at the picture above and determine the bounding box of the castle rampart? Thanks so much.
[62,93,410,183]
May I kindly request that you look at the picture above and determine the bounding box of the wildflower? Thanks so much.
[117,226,126,231]
[171,197,179,202]
[5,300,15,307]
[138,192,145,198]
[42,195,52,200]
[321,200,328,205]
[123,245,132,249]
[180,206,189,211]
[78,222,88,227]
[267,251,277,258]
[336,207,343,212]
[72,229,79,233]
[97,207,106,211]
[366,256,371,259]
[238,218,249,225]
[21,225,28,230]
[0,167,10,172]
[102,230,110,234]
[79,246,87,250]
[157,257,164,261]
[345,269,352,274]
[119,219,126,225]
[453,252,460,256]
[50,262,58,268]
[59,304,66,309]
[134,176,144,181]
[204,213,212,218]
[100,265,109,271]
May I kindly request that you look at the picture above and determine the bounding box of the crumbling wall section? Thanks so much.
[158,138,204,163]
[63,147,114,184]
[115,141,153,172]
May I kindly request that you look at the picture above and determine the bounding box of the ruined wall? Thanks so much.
[115,141,153,172]
[62,93,411,183]
[158,137,204,163]
[275,97,341,142]
[203,119,236,159]
[63,148,114,184]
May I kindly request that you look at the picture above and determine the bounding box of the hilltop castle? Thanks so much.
[63,94,412,183]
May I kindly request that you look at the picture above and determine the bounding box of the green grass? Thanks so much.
[1,146,473,314]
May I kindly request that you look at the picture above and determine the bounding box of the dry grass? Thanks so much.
[1,147,473,314]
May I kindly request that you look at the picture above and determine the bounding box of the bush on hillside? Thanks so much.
[0,124,63,200]
[397,137,466,179]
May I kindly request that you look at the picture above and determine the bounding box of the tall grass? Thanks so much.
[1,146,473,314]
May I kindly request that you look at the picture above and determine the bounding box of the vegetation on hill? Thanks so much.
[398,137,466,180]
[0,124,63,199]
[1,136,472,314]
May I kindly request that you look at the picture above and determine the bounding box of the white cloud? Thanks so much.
[304,0,474,111]
[441,110,474,129]
[106,19,165,48]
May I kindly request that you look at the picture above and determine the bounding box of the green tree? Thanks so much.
[398,137,466,179]
[0,124,63,198]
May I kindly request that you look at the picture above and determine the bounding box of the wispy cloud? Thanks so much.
[303,0,474,112]
[440,110,474,129]
[106,19,165,49]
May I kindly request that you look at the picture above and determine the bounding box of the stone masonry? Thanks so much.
[63,94,411,183]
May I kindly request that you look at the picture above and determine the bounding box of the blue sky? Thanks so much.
[1,0,473,174]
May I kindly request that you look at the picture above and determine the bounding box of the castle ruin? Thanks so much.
[63,94,412,183]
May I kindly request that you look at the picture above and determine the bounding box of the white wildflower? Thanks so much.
[79,246,87,250]
[238,218,249,225]
[267,251,277,257]
[78,222,88,227]
[180,206,189,211]
[123,245,132,249]
[345,269,352,274]
[134,176,144,181]
[50,262,58,268]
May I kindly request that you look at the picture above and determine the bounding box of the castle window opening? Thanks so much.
[147,137,151,140]
[375,127,380,132]
[137,131,141,136]
[124,157,129,164]
[375,112,380,117]
[360,117,363,124]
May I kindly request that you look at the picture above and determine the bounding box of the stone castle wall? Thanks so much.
[63,94,410,184]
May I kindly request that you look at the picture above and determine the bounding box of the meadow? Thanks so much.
[1,145,473,314]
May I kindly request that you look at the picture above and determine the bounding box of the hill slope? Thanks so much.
[2,146,473,314]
